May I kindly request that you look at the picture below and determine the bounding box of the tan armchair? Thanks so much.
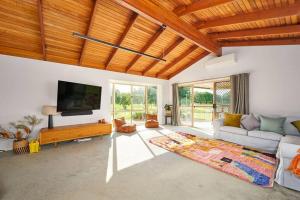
[145,114,159,128]
[113,117,136,133]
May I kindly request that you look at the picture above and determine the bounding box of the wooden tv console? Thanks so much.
[39,123,112,145]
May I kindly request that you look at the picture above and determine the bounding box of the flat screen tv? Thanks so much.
[57,81,101,112]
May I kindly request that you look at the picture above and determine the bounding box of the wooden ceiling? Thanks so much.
[0,0,299,79]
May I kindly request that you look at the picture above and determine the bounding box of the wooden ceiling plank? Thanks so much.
[105,12,138,69]
[125,26,165,72]
[142,37,184,75]
[167,51,210,79]
[156,45,198,77]
[174,0,234,16]
[79,0,99,65]
[220,38,300,46]
[196,2,300,29]
[115,0,220,54]
[37,0,46,60]
[210,25,300,40]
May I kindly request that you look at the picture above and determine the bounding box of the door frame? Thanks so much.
[112,82,158,123]
[178,77,231,128]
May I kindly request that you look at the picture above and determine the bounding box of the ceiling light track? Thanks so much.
[73,32,166,62]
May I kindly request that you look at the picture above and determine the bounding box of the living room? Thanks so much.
[1,0,300,200]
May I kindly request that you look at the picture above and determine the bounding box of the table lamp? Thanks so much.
[42,105,59,129]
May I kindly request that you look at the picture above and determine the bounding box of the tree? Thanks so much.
[147,86,157,105]
[119,94,131,110]
[179,87,191,106]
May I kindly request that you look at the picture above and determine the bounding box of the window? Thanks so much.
[112,83,158,124]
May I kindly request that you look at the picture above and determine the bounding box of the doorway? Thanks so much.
[178,78,231,132]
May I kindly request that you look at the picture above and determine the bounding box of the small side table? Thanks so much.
[165,115,172,125]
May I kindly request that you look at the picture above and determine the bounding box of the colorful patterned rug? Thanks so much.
[150,132,277,187]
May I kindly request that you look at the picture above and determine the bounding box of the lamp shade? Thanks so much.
[42,105,58,116]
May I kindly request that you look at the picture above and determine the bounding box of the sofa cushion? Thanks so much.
[223,113,242,127]
[259,115,286,134]
[284,116,300,136]
[248,130,283,141]
[291,120,300,133]
[219,126,248,135]
[241,114,260,131]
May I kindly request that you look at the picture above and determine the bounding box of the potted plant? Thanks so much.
[164,104,172,116]
[10,115,42,154]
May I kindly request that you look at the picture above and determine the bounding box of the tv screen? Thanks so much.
[57,81,101,112]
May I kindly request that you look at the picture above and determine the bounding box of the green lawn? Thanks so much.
[113,103,157,122]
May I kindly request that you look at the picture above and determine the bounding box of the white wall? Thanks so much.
[1,45,300,138]
[169,45,300,116]
[0,55,169,137]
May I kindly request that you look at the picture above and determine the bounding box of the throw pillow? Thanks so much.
[241,114,260,131]
[291,120,300,133]
[259,115,286,134]
[224,113,243,128]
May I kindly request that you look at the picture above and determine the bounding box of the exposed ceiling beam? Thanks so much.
[167,51,210,79]
[142,37,184,75]
[209,25,300,40]
[105,13,138,69]
[37,0,46,60]
[196,2,300,29]
[220,38,300,47]
[174,0,234,16]
[156,45,198,77]
[79,0,99,65]
[125,26,165,72]
[115,0,220,55]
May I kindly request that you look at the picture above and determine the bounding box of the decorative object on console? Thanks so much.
[291,120,300,133]
[10,115,43,154]
[241,113,260,131]
[145,114,159,128]
[259,116,286,134]
[113,117,136,133]
[223,113,242,127]
[42,105,59,129]
[98,118,106,124]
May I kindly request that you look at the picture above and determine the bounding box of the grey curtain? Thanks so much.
[230,73,249,114]
[172,83,181,126]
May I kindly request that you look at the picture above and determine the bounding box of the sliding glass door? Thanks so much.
[193,87,214,128]
[214,81,231,120]
[178,79,231,130]
[179,86,193,126]
[132,86,146,124]
[114,84,132,122]
[112,83,158,124]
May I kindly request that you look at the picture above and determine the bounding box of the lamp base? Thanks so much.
[48,115,53,129]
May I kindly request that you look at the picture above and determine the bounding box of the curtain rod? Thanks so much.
[73,32,166,62]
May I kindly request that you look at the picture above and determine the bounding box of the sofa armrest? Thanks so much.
[277,135,300,158]
[212,118,224,139]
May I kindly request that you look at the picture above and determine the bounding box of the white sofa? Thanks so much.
[213,115,300,154]
[275,135,300,191]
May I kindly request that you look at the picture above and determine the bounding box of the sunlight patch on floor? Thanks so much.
[116,133,154,171]
[105,125,209,182]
